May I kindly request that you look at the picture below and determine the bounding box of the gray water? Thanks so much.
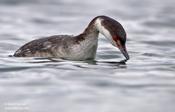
[0,0,175,112]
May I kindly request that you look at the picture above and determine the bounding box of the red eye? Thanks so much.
[112,36,119,42]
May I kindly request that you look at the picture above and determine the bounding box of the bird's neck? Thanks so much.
[75,17,111,44]
[75,17,100,42]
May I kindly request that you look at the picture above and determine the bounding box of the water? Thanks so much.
[0,0,175,112]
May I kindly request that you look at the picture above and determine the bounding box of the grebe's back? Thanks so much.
[14,35,71,57]
[14,34,98,60]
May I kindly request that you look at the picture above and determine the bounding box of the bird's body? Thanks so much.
[14,16,129,61]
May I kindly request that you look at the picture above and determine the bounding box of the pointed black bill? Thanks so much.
[119,46,129,61]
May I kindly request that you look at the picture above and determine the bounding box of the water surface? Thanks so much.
[0,0,175,112]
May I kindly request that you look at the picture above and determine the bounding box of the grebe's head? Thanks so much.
[95,16,129,60]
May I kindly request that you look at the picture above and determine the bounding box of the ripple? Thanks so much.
[0,66,32,72]
[141,40,175,48]
[142,53,163,58]
[142,19,175,28]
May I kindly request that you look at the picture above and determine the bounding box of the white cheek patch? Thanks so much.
[95,18,116,46]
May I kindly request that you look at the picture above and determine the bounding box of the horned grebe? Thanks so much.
[14,16,129,61]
